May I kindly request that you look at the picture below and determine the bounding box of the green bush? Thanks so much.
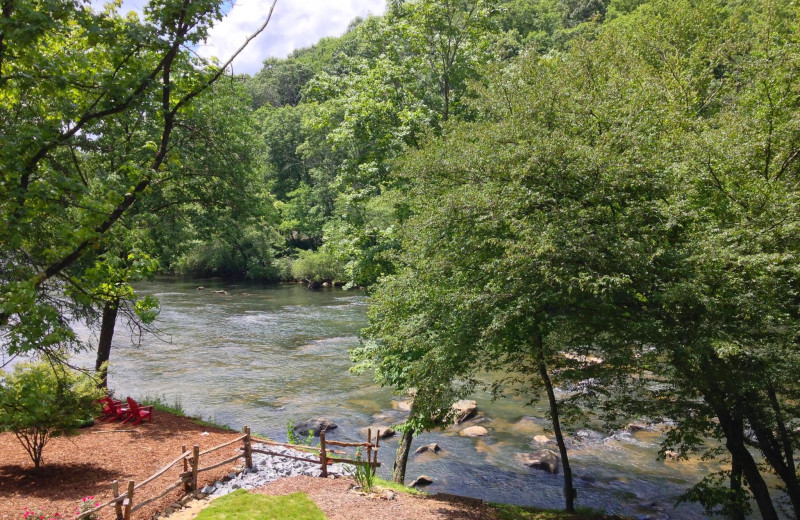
[0,361,104,468]
[290,250,345,286]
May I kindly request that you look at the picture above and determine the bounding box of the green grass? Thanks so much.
[195,490,327,520]
[372,477,424,495]
[138,394,235,431]
[489,504,627,520]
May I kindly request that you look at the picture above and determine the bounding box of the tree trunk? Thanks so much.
[729,457,745,520]
[95,299,119,389]
[393,426,415,485]
[535,333,576,513]
[711,401,780,520]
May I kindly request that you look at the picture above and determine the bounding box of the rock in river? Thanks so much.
[460,426,488,437]
[415,443,442,455]
[517,449,560,474]
[410,475,434,487]
[293,417,338,437]
[451,399,478,424]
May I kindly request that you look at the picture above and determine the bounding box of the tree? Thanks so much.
[0,0,275,360]
[362,1,800,517]
[0,361,104,468]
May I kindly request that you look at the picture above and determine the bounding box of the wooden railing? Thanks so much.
[74,426,381,520]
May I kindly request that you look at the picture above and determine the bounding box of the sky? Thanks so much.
[197,0,387,75]
[98,0,387,75]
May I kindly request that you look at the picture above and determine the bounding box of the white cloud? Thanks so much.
[197,0,387,75]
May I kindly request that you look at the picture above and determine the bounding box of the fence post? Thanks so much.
[191,445,200,492]
[374,430,380,469]
[123,480,134,520]
[112,480,123,520]
[244,426,253,469]
[366,428,372,472]
[181,445,191,493]
[319,431,328,478]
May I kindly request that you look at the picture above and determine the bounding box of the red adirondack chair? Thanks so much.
[96,396,122,421]
[123,397,153,425]
[103,399,130,422]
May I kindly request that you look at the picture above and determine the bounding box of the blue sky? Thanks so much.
[102,0,387,75]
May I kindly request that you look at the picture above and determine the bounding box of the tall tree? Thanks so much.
[0,0,275,359]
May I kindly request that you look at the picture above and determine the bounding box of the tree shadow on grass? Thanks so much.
[0,463,124,499]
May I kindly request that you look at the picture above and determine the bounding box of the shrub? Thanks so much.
[290,250,345,286]
[0,362,103,468]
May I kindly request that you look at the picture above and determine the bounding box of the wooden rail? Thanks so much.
[74,425,382,520]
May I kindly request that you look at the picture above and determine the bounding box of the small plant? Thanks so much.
[350,448,375,493]
[74,496,100,520]
[286,419,316,446]
[22,506,64,520]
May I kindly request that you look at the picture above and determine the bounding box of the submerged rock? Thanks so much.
[415,443,442,455]
[460,426,488,437]
[410,475,434,487]
[392,399,413,412]
[293,417,338,436]
[517,449,560,474]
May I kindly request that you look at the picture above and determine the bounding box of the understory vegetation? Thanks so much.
[2,0,800,518]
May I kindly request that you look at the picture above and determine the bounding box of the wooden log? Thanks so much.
[123,480,134,520]
[196,454,243,474]
[130,479,184,512]
[74,492,127,520]
[134,450,192,491]
[198,434,247,456]
[191,445,200,492]
[250,448,322,465]
[330,458,382,467]
[320,431,328,477]
[250,435,322,454]
[325,440,376,448]
[244,426,253,469]
[112,480,123,520]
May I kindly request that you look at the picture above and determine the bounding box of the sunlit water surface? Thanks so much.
[61,279,712,518]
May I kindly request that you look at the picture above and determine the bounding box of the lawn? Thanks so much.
[195,490,327,520]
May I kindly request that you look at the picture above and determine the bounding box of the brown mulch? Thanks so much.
[255,476,502,520]
[0,411,243,520]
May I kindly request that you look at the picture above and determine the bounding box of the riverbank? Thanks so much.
[0,409,626,520]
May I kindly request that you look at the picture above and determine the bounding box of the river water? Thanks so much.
[69,279,710,519]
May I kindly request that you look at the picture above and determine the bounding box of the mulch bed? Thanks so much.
[0,412,243,520]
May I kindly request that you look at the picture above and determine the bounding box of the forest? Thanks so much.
[2,0,800,518]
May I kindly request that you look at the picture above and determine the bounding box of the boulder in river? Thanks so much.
[460,426,488,437]
[410,475,434,487]
[415,443,442,455]
[533,434,550,444]
[517,450,560,474]
[451,399,478,424]
[293,418,338,437]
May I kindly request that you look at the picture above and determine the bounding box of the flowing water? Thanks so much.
[67,279,711,519]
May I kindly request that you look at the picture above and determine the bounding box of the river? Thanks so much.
[68,278,710,519]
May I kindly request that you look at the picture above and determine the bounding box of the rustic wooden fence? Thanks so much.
[74,426,381,520]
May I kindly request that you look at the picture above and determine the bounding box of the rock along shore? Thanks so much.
[202,443,353,497]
